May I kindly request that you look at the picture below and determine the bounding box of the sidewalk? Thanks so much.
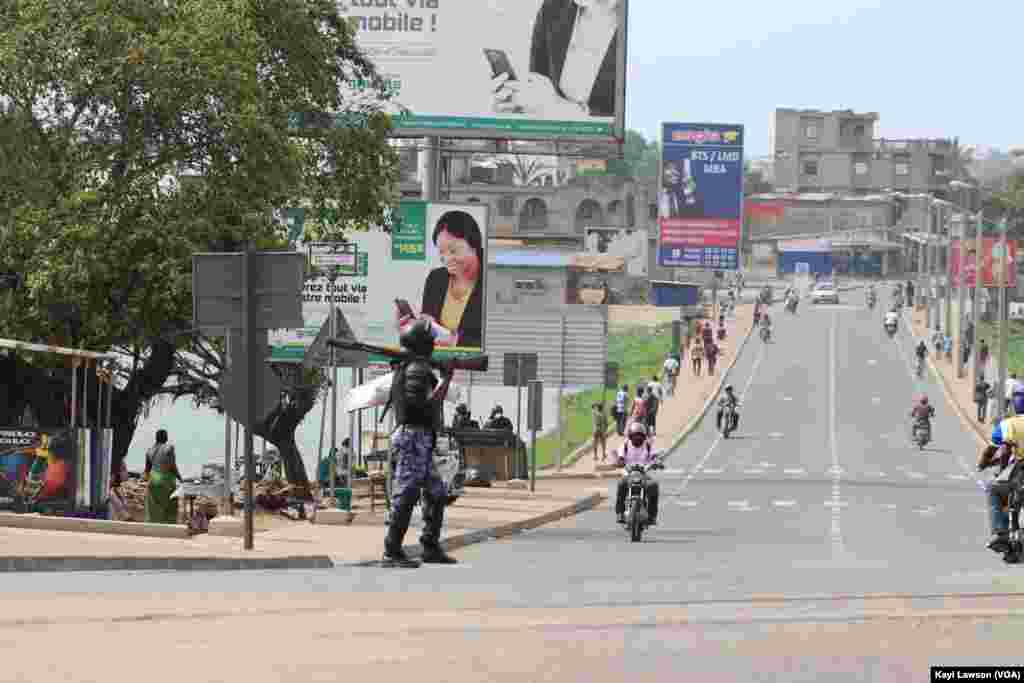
[0,480,605,572]
[549,302,756,476]
[907,306,991,446]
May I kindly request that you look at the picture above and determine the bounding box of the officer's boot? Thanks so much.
[419,496,457,564]
[382,499,420,568]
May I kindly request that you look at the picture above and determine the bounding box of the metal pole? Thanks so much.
[997,223,1009,419]
[242,245,255,550]
[348,369,357,489]
[973,213,984,384]
[70,360,78,429]
[355,367,364,485]
[943,208,952,338]
[223,329,232,515]
[422,137,440,202]
[557,315,565,471]
[329,276,338,496]
[515,355,522,451]
[530,428,537,493]
[957,213,968,378]
[316,380,328,481]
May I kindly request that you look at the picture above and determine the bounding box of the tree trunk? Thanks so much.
[256,385,317,495]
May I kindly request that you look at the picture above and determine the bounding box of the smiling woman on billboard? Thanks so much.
[491,0,621,118]
[395,210,485,349]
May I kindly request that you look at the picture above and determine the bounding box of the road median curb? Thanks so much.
[665,305,758,457]
[904,309,988,448]
[347,492,606,567]
[0,555,334,573]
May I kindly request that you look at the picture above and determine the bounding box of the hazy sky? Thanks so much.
[624,1,1022,156]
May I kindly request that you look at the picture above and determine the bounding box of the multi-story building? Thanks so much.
[395,148,676,309]
[772,108,960,198]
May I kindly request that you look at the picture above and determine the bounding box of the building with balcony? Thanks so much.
[772,108,961,198]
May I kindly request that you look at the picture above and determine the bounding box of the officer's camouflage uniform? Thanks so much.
[383,319,456,567]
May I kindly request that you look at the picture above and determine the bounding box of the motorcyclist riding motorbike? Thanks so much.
[981,416,1024,552]
[914,340,928,375]
[716,385,740,431]
[760,312,772,340]
[910,394,935,441]
[614,421,660,526]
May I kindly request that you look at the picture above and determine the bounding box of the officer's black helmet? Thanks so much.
[400,319,435,356]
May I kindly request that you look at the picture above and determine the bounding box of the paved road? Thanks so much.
[2,288,1014,602]
[6,285,1024,681]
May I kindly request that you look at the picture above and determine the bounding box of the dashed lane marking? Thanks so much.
[772,500,797,507]
[783,468,807,475]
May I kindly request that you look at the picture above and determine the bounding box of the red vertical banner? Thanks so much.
[949,238,1017,288]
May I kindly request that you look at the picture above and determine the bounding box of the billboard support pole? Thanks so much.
[242,244,255,551]
[423,137,440,201]
[515,355,523,469]
[223,328,232,515]
[329,272,338,498]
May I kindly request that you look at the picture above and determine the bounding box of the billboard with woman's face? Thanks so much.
[271,202,488,362]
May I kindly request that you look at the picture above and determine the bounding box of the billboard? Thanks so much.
[0,428,77,512]
[335,0,627,140]
[658,123,745,270]
[271,201,488,361]
[949,238,1018,288]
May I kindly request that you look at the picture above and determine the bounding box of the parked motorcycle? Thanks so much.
[720,403,739,438]
[621,463,663,542]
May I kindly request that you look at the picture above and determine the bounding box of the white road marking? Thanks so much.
[824,500,849,508]
[868,360,878,365]
[829,311,845,554]
[783,468,807,475]
[882,504,899,510]
[906,472,926,480]
[679,344,766,493]
[727,500,750,507]
[782,396,793,401]
[744,468,765,475]
[772,500,797,507]
[676,500,699,508]
[759,462,777,468]
[871,397,882,404]
[768,433,784,439]
[869,471,887,478]
[701,468,724,475]
[946,474,969,481]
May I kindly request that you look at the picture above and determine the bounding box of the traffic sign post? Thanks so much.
[193,247,304,551]
[527,379,543,493]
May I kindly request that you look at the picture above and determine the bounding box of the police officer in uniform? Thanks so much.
[383,319,458,568]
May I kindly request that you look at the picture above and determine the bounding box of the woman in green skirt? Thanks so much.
[144,429,183,523]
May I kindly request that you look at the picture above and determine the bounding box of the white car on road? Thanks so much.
[812,284,839,304]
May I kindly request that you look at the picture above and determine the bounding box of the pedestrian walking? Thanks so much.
[646,376,662,436]
[980,339,990,371]
[706,341,720,376]
[691,337,704,376]
[592,403,608,462]
[613,384,630,436]
[144,429,184,524]
[630,386,647,425]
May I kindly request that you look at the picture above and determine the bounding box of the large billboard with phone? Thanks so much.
[658,123,745,270]
[335,0,627,141]
[270,202,488,362]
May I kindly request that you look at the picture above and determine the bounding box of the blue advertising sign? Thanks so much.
[658,123,745,269]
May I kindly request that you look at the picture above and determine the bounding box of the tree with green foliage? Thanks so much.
[0,0,399,488]
[609,129,659,178]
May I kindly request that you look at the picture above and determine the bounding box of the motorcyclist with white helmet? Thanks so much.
[884,307,899,332]
[716,385,740,431]
[614,421,660,526]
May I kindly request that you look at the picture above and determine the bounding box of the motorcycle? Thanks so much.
[621,462,663,542]
[760,325,771,343]
[885,321,897,338]
[915,356,925,378]
[785,297,798,314]
[912,419,931,449]
[867,295,876,310]
[720,403,739,438]
[991,459,1024,564]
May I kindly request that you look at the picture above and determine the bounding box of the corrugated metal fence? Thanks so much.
[469,304,608,388]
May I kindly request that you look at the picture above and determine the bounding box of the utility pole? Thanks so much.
[973,212,984,384]
[996,218,1010,419]
[956,211,968,378]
